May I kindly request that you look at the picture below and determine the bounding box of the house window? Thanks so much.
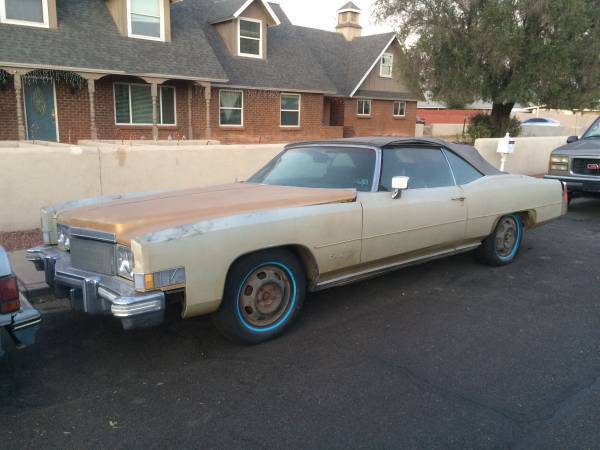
[238,18,262,58]
[220,90,243,126]
[281,94,301,127]
[393,101,406,117]
[0,0,49,27]
[114,83,176,125]
[380,53,393,78]
[357,99,371,116]
[127,0,164,41]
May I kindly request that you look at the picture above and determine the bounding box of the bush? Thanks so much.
[467,113,521,141]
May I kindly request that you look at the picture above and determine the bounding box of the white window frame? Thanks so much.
[280,93,301,128]
[0,0,49,28]
[219,89,244,127]
[238,17,262,58]
[357,99,372,117]
[113,82,176,126]
[393,100,406,118]
[126,0,165,42]
[380,53,393,78]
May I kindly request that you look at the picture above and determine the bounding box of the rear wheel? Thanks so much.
[477,214,524,266]
[213,249,305,344]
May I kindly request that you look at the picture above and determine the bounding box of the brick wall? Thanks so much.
[56,81,91,144]
[417,109,486,125]
[207,88,343,144]
[343,99,417,138]
[0,77,18,141]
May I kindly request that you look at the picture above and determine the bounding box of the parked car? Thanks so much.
[0,246,41,357]
[521,117,561,127]
[545,116,600,199]
[27,137,566,344]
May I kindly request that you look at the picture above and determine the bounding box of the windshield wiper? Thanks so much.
[582,135,600,139]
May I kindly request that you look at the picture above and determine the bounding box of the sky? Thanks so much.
[274,0,393,36]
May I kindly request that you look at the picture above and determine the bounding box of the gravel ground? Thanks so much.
[0,229,43,252]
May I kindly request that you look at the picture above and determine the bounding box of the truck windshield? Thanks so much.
[248,146,376,192]
[582,118,600,139]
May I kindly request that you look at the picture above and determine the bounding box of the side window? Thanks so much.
[443,150,483,185]
[380,147,455,191]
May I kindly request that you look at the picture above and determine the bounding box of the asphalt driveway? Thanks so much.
[1,199,599,449]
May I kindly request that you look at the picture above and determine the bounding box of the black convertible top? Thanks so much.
[285,137,503,176]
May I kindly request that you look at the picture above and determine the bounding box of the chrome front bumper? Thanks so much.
[26,246,165,330]
[544,174,600,194]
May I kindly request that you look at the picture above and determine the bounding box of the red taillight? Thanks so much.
[0,275,20,314]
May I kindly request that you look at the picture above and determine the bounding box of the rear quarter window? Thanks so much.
[443,150,483,185]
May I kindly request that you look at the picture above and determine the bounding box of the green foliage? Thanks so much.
[376,0,600,133]
[467,113,521,141]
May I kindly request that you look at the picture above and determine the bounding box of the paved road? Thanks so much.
[2,199,600,449]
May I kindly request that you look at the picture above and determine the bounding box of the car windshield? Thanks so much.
[248,146,376,192]
[582,118,600,139]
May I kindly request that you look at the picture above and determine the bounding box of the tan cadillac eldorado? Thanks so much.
[27,137,567,343]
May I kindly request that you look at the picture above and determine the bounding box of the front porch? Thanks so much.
[0,68,215,144]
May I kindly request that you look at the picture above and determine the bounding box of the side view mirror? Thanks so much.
[566,135,579,144]
[391,176,409,199]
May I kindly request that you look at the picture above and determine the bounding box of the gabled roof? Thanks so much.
[207,0,281,25]
[0,0,412,99]
[0,0,227,81]
[295,27,398,96]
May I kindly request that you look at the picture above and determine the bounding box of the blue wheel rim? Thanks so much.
[495,214,521,261]
[235,261,297,334]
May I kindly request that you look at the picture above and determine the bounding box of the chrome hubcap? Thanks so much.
[239,266,292,327]
[495,217,518,257]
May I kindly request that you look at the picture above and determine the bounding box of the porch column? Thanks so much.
[150,82,159,141]
[87,79,98,141]
[201,81,212,139]
[187,84,193,140]
[13,73,26,140]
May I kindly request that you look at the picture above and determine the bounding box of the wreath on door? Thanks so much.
[33,87,47,116]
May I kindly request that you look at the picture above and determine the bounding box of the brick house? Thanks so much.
[0,0,419,144]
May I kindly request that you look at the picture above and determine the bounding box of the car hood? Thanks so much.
[58,183,357,245]
[553,139,600,156]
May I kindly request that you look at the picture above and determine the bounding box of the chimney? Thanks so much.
[336,2,362,41]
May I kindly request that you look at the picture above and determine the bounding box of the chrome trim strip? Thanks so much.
[314,243,481,290]
[10,318,42,332]
[70,228,117,243]
[545,174,600,182]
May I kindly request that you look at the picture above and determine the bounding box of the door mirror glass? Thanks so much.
[566,135,578,144]
[391,176,409,199]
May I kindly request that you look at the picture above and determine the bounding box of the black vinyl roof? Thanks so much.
[285,137,503,176]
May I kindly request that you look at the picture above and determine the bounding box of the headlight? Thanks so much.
[117,245,135,280]
[56,224,71,250]
[550,155,569,171]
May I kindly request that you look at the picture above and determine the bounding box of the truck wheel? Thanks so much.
[213,249,305,344]
[477,214,524,266]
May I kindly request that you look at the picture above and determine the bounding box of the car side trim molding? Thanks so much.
[314,243,481,291]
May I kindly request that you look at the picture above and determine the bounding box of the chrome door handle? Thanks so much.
[452,196,466,201]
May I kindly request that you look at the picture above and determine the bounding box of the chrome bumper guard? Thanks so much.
[26,246,165,330]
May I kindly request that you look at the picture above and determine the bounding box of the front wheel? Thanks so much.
[477,214,524,266]
[213,249,306,344]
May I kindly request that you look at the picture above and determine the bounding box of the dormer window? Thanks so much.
[127,0,164,41]
[238,18,262,58]
[0,0,49,28]
[380,53,393,78]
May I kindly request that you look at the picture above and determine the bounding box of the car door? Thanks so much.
[360,146,467,264]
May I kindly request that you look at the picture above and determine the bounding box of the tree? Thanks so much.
[374,0,600,136]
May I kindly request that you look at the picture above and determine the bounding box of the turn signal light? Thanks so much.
[0,275,20,314]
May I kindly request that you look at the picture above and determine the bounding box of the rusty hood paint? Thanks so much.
[58,183,357,244]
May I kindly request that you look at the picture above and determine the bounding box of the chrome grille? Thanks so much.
[572,158,600,176]
[70,237,116,275]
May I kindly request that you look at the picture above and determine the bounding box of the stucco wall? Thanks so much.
[0,142,284,231]
[474,136,569,175]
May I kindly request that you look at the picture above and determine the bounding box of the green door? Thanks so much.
[24,79,58,142]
